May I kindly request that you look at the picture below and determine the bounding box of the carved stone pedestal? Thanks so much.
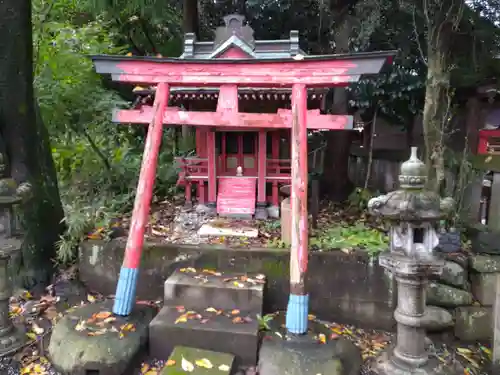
[373,253,457,375]
[0,239,25,355]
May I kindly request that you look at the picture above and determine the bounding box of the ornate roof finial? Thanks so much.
[214,14,255,50]
[398,147,426,189]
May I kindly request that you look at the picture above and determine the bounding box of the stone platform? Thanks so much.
[48,300,155,375]
[150,268,266,366]
[161,346,234,374]
[164,268,265,313]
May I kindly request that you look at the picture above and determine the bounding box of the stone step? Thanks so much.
[164,268,265,313]
[150,305,259,366]
[161,346,234,374]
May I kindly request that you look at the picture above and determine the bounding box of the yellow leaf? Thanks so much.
[121,323,136,332]
[75,320,86,332]
[231,309,240,315]
[308,314,316,320]
[26,332,37,341]
[126,52,133,56]
[195,358,213,369]
[175,316,187,324]
[318,333,326,344]
[87,294,96,303]
[166,359,176,366]
[181,357,194,372]
[218,364,230,371]
[205,307,218,313]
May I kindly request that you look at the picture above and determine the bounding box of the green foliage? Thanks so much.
[33,0,183,263]
[347,188,375,211]
[310,222,388,256]
[265,238,288,249]
[256,313,274,332]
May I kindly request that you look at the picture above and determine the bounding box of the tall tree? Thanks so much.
[0,0,64,286]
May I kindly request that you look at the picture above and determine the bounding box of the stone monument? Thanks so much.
[0,153,26,355]
[368,147,459,375]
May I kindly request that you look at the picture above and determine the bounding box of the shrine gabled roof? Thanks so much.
[179,14,305,60]
[91,50,397,88]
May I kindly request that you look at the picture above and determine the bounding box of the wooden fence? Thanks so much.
[347,150,485,223]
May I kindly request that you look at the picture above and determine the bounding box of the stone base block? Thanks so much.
[426,282,473,307]
[454,306,493,341]
[161,346,234,374]
[470,272,497,305]
[0,324,25,355]
[422,306,453,332]
[164,269,265,312]
[48,300,155,375]
[149,306,259,365]
[372,348,463,375]
[258,332,361,375]
[255,206,269,220]
[267,205,279,219]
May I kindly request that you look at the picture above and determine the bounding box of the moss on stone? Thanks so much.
[262,259,288,278]
[162,346,234,375]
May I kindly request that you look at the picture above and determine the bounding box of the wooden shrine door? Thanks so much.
[216,131,258,216]
[217,131,258,176]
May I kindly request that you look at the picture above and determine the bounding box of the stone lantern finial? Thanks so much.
[398,147,426,189]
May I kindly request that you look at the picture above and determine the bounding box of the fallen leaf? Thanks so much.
[195,358,213,369]
[231,309,240,315]
[121,323,136,332]
[75,320,86,331]
[87,294,96,303]
[205,307,218,313]
[218,364,230,371]
[232,316,243,324]
[32,322,44,335]
[94,311,112,320]
[318,333,326,344]
[166,359,176,366]
[175,316,187,324]
[181,357,194,372]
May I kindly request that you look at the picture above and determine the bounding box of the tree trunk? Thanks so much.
[421,0,464,193]
[183,0,199,37]
[322,14,354,202]
[422,52,450,193]
[0,0,64,287]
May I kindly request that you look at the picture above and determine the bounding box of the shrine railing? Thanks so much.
[175,157,209,179]
[478,129,500,155]
[266,159,291,179]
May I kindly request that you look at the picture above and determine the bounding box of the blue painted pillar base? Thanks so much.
[285,294,309,334]
[113,267,139,316]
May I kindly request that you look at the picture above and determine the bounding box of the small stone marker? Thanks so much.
[161,346,234,374]
[493,274,500,372]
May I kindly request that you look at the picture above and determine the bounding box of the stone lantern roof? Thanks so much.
[368,147,454,221]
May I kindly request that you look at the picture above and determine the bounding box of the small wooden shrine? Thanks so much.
[94,14,394,220]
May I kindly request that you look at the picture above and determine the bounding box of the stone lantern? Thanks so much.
[368,147,456,375]
[0,153,27,355]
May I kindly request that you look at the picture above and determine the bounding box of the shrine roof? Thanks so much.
[91,50,396,65]
[180,14,304,60]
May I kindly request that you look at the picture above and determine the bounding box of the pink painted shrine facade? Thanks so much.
[93,14,395,219]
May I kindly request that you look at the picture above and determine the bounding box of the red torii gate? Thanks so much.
[92,52,395,326]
